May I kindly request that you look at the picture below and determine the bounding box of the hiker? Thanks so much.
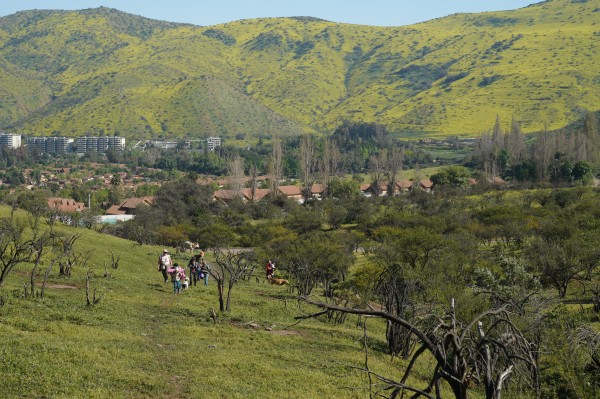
[200,260,211,287]
[169,263,184,294]
[265,259,275,279]
[187,254,201,287]
[180,268,189,290]
[157,249,173,283]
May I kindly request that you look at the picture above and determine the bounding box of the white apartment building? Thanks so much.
[0,134,22,149]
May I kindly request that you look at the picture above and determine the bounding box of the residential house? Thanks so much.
[213,189,245,205]
[240,188,271,202]
[396,179,413,193]
[105,196,155,215]
[310,183,325,199]
[419,179,434,192]
[277,185,303,203]
[359,183,373,197]
[47,197,86,213]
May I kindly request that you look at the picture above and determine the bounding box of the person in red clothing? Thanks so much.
[265,259,275,279]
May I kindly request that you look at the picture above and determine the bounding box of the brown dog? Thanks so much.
[268,277,289,285]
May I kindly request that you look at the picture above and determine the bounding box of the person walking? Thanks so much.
[157,249,173,283]
[187,254,201,287]
[265,259,275,280]
[200,260,211,287]
[169,263,183,294]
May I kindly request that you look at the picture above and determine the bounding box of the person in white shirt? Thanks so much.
[157,249,173,283]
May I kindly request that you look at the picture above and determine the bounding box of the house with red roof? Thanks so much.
[359,183,374,197]
[396,179,413,193]
[277,185,303,202]
[105,196,155,215]
[310,183,325,199]
[419,179,434,192]
[240,188,271,202]
[213,189,245,205]
[47,197,86,213]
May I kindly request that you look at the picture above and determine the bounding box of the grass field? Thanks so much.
[0,206,432,399]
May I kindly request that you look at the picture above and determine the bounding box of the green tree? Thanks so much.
[572,161,593,183]
[526,234,590,298]
[327,177,359,199]
[275,231,355,296]
[430,166,472,187]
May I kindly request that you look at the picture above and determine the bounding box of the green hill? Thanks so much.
[0,206,399,398]
[0,0,599,138]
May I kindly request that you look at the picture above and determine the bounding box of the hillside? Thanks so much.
[0,206,398,398]
[0,0,598,139]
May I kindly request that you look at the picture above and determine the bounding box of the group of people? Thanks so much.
[157,249,211,294]
[187,252,211,288]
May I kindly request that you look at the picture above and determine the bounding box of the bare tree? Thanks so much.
[0,218,34,287]
[27,230,54,299]
[271,135,283,196]
[319,136,341,197]
[211,248,257,312]
[227,154,245,196]
[369,151,387,196]
[298,297,539,399]
[299,134,315,199]
[249,162,258,202]
[85,269,105,306]
[583,110,599,163]
[532,125,553,181]
[386,145,403,197]
[506,117,525,164]
[57,234,92,277]
[108,249,121,269]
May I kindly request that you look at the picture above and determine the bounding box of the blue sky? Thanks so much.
[0,1,538,27]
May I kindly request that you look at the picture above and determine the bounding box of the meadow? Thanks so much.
[0,206,416,399]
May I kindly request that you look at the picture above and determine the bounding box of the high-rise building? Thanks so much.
[26,137,73,154]
[108,136,126,151]
[76,136,125,153]
[0,134,22,149]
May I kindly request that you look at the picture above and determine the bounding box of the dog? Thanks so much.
[182,277,190,290]
[268,277,289,286]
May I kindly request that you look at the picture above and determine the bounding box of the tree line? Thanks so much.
[472,111,598,184]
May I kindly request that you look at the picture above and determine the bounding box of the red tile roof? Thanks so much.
[397,179,413,190]
[311,183,325,194]
[277,185,302,196]
[105,205,126,215]
[240,188,271,201]
[119,196,154,210]
[420,179,434,189]
[104,196,154,215]
[47,197,86,213]
[214,189,241,201]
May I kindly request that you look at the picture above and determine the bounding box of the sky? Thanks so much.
[0,1,539,27]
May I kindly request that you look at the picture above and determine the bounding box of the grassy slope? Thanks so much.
[1,206,427,399]
[0,0,598,138]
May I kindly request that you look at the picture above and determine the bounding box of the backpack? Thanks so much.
[160,255,169,268]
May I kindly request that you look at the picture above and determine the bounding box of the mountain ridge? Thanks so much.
[0,0,598,139]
